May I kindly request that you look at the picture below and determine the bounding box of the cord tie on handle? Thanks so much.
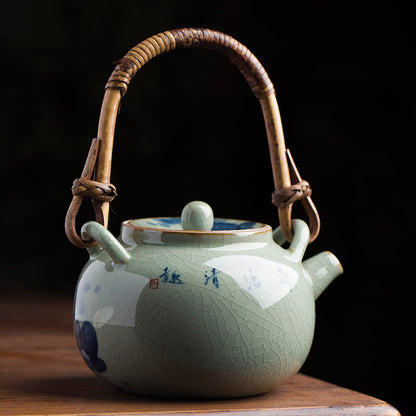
[271,180,311,208]
[72,178,117,203]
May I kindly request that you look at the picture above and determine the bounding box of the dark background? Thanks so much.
[0,1,413,414]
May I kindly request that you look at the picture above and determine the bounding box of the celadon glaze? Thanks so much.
[74,201,343,398]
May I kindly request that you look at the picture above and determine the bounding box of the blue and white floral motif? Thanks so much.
[74,320,107,373]
[212,220,258,230]
[156,218,182,229]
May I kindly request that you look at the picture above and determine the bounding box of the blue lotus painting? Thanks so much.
[74,320,107,373]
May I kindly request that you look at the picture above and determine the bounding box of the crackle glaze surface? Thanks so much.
[74,216,342,398]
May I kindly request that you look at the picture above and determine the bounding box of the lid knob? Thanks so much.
[181,201,214,231]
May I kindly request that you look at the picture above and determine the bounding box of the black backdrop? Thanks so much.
[0,1,413,413]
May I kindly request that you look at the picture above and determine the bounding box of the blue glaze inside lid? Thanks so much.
[130,217,264,231]
[128,201,267,232]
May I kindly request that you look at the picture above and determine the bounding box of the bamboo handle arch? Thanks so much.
[65,28,320,248]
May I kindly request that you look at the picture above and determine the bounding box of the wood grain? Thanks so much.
[0,296,400,416]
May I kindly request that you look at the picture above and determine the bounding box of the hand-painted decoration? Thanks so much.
[159,267,184,284]
[204,268,220,288]
[74,320,107,373]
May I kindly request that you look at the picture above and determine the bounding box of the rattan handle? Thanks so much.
[106,28,274,99]
[65,28,319,247]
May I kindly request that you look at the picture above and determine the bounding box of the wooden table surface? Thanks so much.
[0,295,400,416]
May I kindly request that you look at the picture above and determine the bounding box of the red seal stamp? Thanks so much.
[149,278,159,289]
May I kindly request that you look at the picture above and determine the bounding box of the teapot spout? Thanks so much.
[303,251,343,300]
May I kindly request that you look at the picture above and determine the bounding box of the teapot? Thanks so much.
[66,28,343,398]
[74,201,342,398]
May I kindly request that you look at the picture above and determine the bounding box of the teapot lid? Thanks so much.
[123,201,270,234]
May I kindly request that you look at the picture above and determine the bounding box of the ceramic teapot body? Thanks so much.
[74,202,342,398]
